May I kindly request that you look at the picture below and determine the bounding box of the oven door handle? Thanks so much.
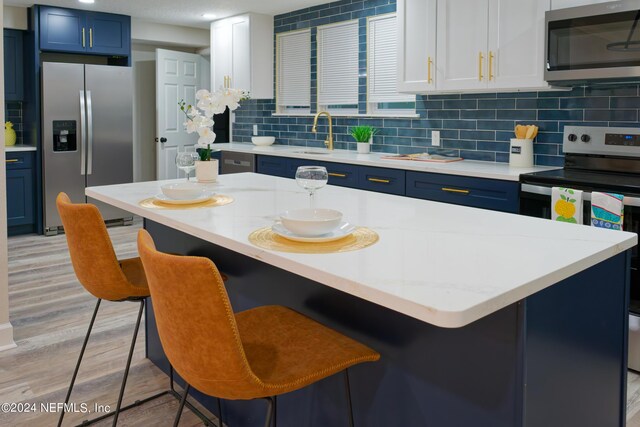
[521,184,640,208]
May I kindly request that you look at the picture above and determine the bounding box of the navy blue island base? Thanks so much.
[144,219,630,427]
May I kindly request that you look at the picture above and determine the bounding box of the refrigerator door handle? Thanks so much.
[79,90,87,176]
[86,90,93,175]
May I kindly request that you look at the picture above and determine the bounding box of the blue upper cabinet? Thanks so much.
[4,29,24,101]
[38,6,131,57]
[86,12,130,56]
[39,7,87,53]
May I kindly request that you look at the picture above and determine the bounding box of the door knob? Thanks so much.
[155,137,168,143]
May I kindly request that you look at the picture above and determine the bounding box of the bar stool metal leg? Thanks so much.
[264,396,276,427]
[344,369,354,427]
[111,300,145,426]
[173,384,191,427]
[57,298,102,427]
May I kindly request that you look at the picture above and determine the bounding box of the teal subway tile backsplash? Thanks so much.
[233,0,640,166]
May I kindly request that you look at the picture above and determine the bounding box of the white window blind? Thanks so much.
[368,14,414,104]
[277,30,311,112]
[317,21,359,108]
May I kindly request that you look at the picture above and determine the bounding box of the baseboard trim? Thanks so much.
[0,322,16,352]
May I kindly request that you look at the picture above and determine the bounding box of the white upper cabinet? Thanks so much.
[436,0,490,91]
[397,0,437,92]
[397,0,552,93]
[487,0,550,90]
[211,13,273,99]
[551,0,610,9]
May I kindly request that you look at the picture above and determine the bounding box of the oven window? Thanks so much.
[548,10,640,71]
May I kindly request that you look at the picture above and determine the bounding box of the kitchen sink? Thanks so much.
[294,150,331,155]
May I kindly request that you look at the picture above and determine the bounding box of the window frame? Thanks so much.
[366,13,416,117]
[316,19,361,115]
[275,28,312,115]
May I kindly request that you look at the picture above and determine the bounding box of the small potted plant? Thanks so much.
[349,126,378,154]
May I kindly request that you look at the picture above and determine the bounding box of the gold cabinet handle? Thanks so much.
[427,56,433,84]
[224,76,227,88]
[82,28,86,48]
[6,159,19,163]
[328,172,347,178]
[489,51,494,81]
[227,75,231,88]
[442,187,470,194]
[89,28,93,48]
[478,52,484,81]
[368,177,391,184]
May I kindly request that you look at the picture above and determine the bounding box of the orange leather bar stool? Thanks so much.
[137,229,380,427]
[55,193,206,427]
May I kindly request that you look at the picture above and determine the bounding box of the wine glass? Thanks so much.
[295,166,328,207]
[176,151,199,181]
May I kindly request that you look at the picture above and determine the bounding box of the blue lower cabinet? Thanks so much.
[211,151,222,173]
[358,166,406,195]
[406,171,519,213]
[287,158,358,189]
[256,155,288,178]
[6,170,34,227]
[6,152,35,234]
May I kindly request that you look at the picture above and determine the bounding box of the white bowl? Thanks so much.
[280,208,343,237]
[252,136,276,146]
[160,182,209,200]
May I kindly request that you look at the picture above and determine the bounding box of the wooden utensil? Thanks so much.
[525,125,536,139]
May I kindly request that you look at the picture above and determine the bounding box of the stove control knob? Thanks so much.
[581,134,591,143]
[568,134,578,142]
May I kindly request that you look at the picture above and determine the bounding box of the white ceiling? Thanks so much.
[5,0,328,28]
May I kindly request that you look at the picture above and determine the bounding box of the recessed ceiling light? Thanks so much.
[202,13,217,19]
[79,0,95,3]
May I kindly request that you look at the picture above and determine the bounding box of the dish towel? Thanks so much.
[591,192,624,230]
[552,187,583,224]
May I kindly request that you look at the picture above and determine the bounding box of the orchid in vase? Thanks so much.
[178,87,247,161]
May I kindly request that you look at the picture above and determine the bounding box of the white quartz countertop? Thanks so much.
[5,144,37,152]
[211,142,559,181]
[86,173,636,328]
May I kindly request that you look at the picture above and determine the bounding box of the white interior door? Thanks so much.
[156,49,203,180]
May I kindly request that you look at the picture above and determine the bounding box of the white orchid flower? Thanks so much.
[184,119,197,133]
[197,127,216,146]
[195,89,211,101]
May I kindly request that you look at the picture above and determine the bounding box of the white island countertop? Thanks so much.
[211,142,559,181]
[87,173,636,328]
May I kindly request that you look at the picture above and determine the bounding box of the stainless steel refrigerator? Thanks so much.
[42,62,133,235]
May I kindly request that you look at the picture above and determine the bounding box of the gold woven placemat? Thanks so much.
[248,226,379,254]
[139,195,234,210]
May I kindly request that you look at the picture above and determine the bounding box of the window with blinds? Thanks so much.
[368,14,415,115]
[317,20,359,114]
[277,29,311,114]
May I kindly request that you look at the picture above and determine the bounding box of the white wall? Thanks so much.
[132,19,209,48]
[0,0,16,352]
[3,5,27,30]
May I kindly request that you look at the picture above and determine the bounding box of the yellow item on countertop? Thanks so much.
[5,121,16,146]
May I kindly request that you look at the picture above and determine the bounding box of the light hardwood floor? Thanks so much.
[0,221,215,426]
[2,221,640,426]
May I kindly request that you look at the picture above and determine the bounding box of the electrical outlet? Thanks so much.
[432,130,441,147]
[253,125,258,136]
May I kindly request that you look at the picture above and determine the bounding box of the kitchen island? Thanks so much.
[87,173,636,427]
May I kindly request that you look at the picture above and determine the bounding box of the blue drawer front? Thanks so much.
[406,171,519,213]
[256,155,288,177]
[287,158,358,188]
[358,166,405,195]
[6,152,34,170]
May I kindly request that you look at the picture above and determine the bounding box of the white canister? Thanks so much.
[509,138,534,168]
[195,159,219,183]
[357,142,371,154]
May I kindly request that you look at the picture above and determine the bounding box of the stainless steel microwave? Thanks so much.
[545,0,640,84]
